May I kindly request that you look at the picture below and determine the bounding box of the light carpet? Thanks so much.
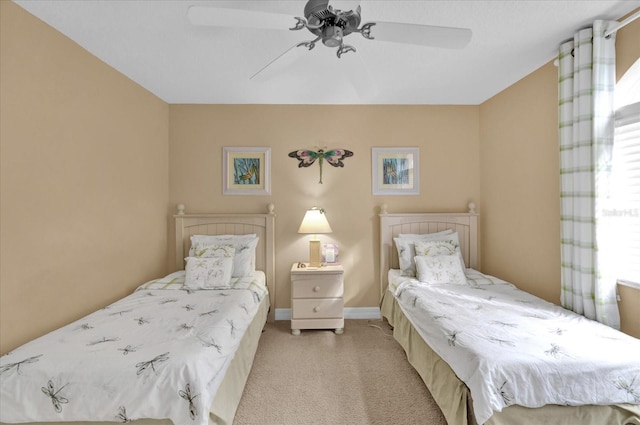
[234,319,448,425]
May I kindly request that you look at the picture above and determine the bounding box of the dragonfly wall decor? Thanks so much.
[288,148,354,184]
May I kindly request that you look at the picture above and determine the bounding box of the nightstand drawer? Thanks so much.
[292,275,343,298]
[292,298,344,319]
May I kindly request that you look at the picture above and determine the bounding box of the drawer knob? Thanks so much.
[313,286,320,292]
[313,306,320,312]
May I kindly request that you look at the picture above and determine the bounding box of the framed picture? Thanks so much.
[371,147,420,195]
[223,147,271,195]
[322,243,339,264]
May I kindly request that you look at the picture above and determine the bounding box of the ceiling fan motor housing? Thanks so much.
[304,0,362,47]
[322,26,343,47]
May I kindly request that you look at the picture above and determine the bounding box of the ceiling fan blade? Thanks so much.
[187,6,294,30]
[366,22,472,49]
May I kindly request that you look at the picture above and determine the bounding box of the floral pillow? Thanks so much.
[184,256,234,289]
[189,234,256,256]
[414,254,468,285]
[414,239,466,271]
[191,243,235,259]
[190,234,259,277]
[394,231,462,277]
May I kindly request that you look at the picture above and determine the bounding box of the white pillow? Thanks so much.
[414,239,466,271]
[190,234,258,277]
[415,254,468,285]
[394,231,463,277]
[184,256,234,289]
[414,239,457,256]
[191,243,235,259]
[189,234,257,256]
[397,229,454,238]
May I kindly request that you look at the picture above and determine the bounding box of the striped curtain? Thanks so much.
[558,20,620,328]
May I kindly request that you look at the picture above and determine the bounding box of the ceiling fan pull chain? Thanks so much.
[358,22,376,40]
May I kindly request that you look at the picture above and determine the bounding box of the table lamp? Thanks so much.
[298,207,333,267]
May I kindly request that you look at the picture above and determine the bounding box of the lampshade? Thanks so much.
[298,207,333,234]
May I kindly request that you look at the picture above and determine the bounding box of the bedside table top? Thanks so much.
[291,263,344,274]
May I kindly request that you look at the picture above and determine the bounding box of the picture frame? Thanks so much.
[322,243,339,264]
[223,147,271,195]
[371,147,420,195]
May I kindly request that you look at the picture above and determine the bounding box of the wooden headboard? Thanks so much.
[174,203,276,321]
[379,203,479,300]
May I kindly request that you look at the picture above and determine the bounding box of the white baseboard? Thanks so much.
[344,307,381,319]
[275,307,381,321]
[275,309,290,320]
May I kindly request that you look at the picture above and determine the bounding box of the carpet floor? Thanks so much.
[234,319,448,425]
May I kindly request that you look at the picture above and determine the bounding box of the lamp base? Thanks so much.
[309,240,322,268]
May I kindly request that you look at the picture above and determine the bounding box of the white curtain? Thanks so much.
[558,20,620,328]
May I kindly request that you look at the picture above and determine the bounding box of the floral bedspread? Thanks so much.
[393,270,640,424]
[0,271,267,425]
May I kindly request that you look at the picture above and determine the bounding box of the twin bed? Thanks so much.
[0,205,276,425]
[379,205,640,425]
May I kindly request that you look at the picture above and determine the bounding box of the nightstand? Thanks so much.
[290,263,344,335]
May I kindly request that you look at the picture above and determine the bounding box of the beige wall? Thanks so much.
[616,8,640,83]
[0,2,170,354]
[479,62,560,302]
[169,105,481,309]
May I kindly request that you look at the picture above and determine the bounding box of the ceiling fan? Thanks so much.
[187,0,472,79]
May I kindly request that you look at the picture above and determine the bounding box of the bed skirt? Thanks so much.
[1,294,270,425]
[380,290,640,425]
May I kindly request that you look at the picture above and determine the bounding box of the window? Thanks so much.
[600,59,640,285]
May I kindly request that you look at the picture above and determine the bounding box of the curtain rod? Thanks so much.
[605,10,640,38]
[553,11,639,66]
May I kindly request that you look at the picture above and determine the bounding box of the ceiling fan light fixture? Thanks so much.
[322,25,343,47]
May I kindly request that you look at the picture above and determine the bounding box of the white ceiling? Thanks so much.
[13,0,640,105]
